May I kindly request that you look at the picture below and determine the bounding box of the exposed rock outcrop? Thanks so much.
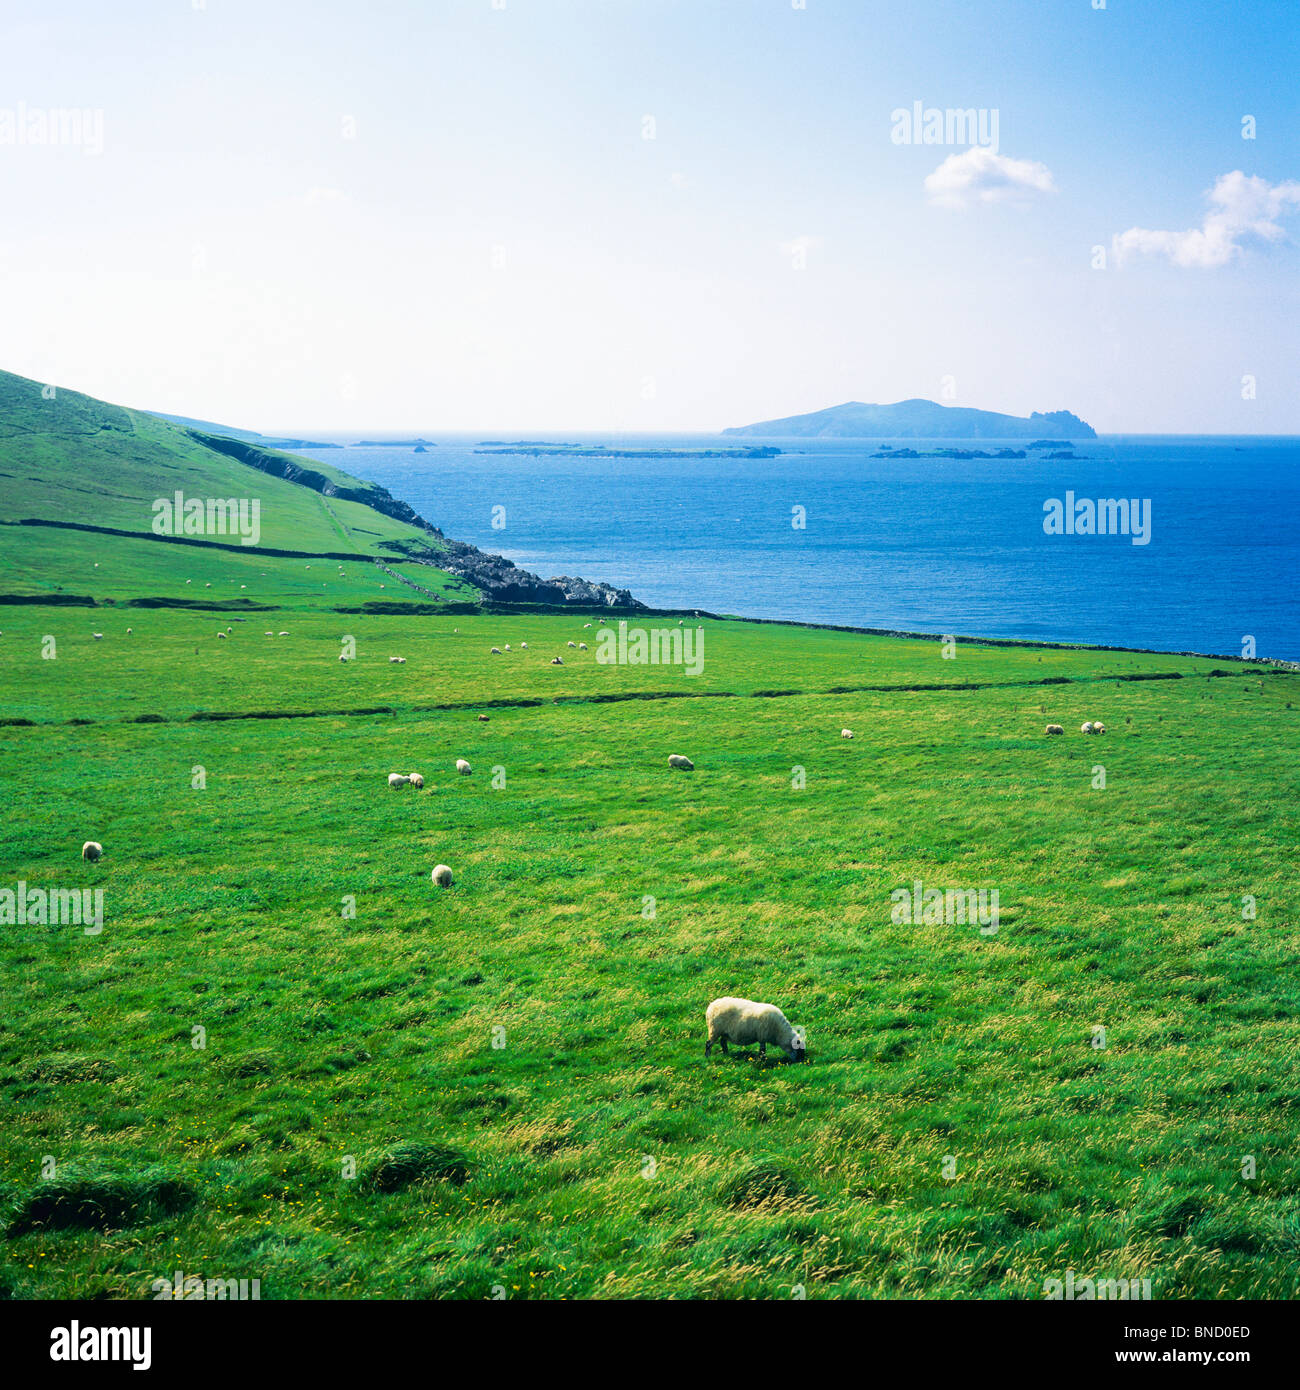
[189,428,643,608]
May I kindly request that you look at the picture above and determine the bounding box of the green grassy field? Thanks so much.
[0,368,454,561]
[2,378,1298,1300]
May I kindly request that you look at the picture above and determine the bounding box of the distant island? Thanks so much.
[353,438,436,448]
[723,398,1096,440]
[474,444,781,460]
[872,445,1027,460]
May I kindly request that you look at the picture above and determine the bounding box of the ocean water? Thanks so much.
[299,435,1300,662]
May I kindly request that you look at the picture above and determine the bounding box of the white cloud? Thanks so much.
[1113,171,1300,269]
[923,148,1055,209]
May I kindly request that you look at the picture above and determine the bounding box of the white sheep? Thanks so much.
[388,773,410,788]
[1093,721,1107,734]
[490,647,501,655]
[431,864,454,887]
[841,729,853,739]
[505,644,511,651]
[705,997,805,1063]
[551,656,563,665]
[1080,721,1095,734]
[567,641,576,648]
[339,654,348,662]
[477,714,489,721]
[520,642,528,649]
[92,633,104,640]
[408,773,424,789]
[668,754,694,771]
[217,632,227,639]
[456,759,472,775]
[1045,724,1064,735]
[265,631,274,636]
[82,841,103,862]
[278,631,289,637]
[579,642,588,650]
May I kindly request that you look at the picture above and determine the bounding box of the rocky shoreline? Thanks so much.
[189,428,644,609]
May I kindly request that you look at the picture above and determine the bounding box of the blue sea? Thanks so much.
[299,435,1300,662]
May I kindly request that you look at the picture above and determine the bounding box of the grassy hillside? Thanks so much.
[0,369,456,564]
[1,393,1297,1300]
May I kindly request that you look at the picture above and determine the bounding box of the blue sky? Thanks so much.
[0,0,1296,432]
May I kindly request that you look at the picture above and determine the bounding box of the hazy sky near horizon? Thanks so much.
[1,0,1297,434]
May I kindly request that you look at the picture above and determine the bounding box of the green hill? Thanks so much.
[0,369,640,609]
[0,369,453,562]
[0,365,1296,1302]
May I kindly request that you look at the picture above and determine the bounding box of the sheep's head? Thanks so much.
[789,1033,807,1063]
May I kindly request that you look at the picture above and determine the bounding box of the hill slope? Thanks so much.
[723,398,1097,439]
[0,369,640,606]
[0,369,446,558]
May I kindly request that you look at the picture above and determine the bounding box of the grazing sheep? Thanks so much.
[583,623,592,629]
[126,628,132,635]
[408,773,424,789]
[278,631,289,637]
[92,633,104,640]
[431,864,454,887]
[217,632,227,639]
[1093,721,1107,734]
[388,773,410,788]
[841,729,853,739]
[520,642,528,649]
[668,754,694,771]
[1045,724,1064,735]
[490,647,501,655]
[339,654,348,662]
[567,641,576,648]
[579,642,587,650]
[456,759,472,775]
[504,644,511,651]
[265,631,274,636]
[389,656,407,664]
[186,579,192,584]
[477,714,489,721]
[705,997,805,1063]
[551,656,564,665]
[1080,722,1095,735]
[227,627,233,633]
[82,841,103,862]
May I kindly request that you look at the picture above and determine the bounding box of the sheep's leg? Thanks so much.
[720,1038,728,1054]
[705,1038,712,1058]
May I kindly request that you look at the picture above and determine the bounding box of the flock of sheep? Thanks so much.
[75,611,1120,1067]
